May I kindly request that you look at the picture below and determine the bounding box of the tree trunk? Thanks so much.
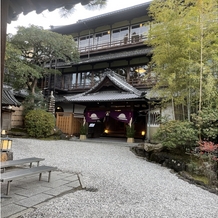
[199,0,204,113]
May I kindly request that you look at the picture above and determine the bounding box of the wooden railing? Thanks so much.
[55,83,91,91]
[54,78,157,92]
[128,78,157,88]
[79,35,148,54]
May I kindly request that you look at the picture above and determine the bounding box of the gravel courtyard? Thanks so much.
[11,138,218,218]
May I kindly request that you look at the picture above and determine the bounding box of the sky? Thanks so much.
[7,0,151,35]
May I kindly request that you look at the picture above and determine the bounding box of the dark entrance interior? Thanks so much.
[87,112,146,139]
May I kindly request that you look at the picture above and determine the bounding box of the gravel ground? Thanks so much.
[11,138,218,218]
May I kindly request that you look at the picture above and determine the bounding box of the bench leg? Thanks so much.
[48,171,51,182]
[39,173,42,181]
[39,171,52,182]
[6,181,12,195]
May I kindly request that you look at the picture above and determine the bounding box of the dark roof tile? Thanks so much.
[65,91,141,102]
[2,89,21,106]
[64,70,146,102]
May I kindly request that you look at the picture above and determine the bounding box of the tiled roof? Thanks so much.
[51,1,152,33]
[65,91,142,102]
[65,70,146,102]
[77,2,151,24]
[78,48,152,65]
[2,89,21,106]
[87,70,142,96]
[3,84,28,98]
[49,47,152,68]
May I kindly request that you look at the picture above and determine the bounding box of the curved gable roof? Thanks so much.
[87,70,142,95]
[65,69,146,102]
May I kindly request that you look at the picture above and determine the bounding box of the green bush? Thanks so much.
[25,109,55,138]
[23,92,47,116]
[153,120,198,151]
[192,107,218,142]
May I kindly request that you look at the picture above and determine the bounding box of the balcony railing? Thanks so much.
[53,77,156,92]
[78,35,148,54]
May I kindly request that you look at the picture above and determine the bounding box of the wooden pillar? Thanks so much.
[1,1,9,131]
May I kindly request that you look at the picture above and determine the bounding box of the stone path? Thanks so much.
[1,169,84,218]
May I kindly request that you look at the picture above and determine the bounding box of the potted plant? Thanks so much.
[126,124,135,143]
[80,118,87,140]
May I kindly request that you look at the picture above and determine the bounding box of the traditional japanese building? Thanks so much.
[41,1,164,140]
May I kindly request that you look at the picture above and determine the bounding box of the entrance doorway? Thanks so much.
[103,116,126,138]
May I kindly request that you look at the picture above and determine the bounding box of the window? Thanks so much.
[115,68,127,77]
[63,74,71,89]
[131,23,150,41]
[77,72,83,87]
[94,31,110,46]
[79,35,93,51]
[72,73,77,87]
[85,72,92,86]
[112,27,129,43]
[93,71,103,85]
[129,65,149,84]
[69,72,94,89]
[73,37,78,46]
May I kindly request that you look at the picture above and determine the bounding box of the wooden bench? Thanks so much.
[1,157,45,172]
[1,165,57,195]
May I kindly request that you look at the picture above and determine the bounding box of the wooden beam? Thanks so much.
[1,0,9,131]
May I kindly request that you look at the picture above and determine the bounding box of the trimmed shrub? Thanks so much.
[153,120,198,151]
[25,109,55,138]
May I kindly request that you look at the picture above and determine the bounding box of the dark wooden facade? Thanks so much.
[42,2,154,96]
[42,2,159,139]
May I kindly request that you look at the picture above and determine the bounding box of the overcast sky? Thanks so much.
[7,0,151,35]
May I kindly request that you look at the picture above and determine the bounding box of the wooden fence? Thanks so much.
[56,112,83,135]
[11,105,24,128]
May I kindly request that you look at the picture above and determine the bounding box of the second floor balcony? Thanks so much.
[78,34,148,55]
[48,77,157,93]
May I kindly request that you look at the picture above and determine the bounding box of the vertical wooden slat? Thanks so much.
[56,112,83,135]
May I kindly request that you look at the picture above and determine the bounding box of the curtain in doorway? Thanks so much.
[109,111,132,124]
[85,111,106,122]
[85,110,132,124]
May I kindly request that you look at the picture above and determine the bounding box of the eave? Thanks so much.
[51,1,152,34]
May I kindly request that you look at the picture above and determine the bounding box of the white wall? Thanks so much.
[161,103,175,121]
[57,103,73,112]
